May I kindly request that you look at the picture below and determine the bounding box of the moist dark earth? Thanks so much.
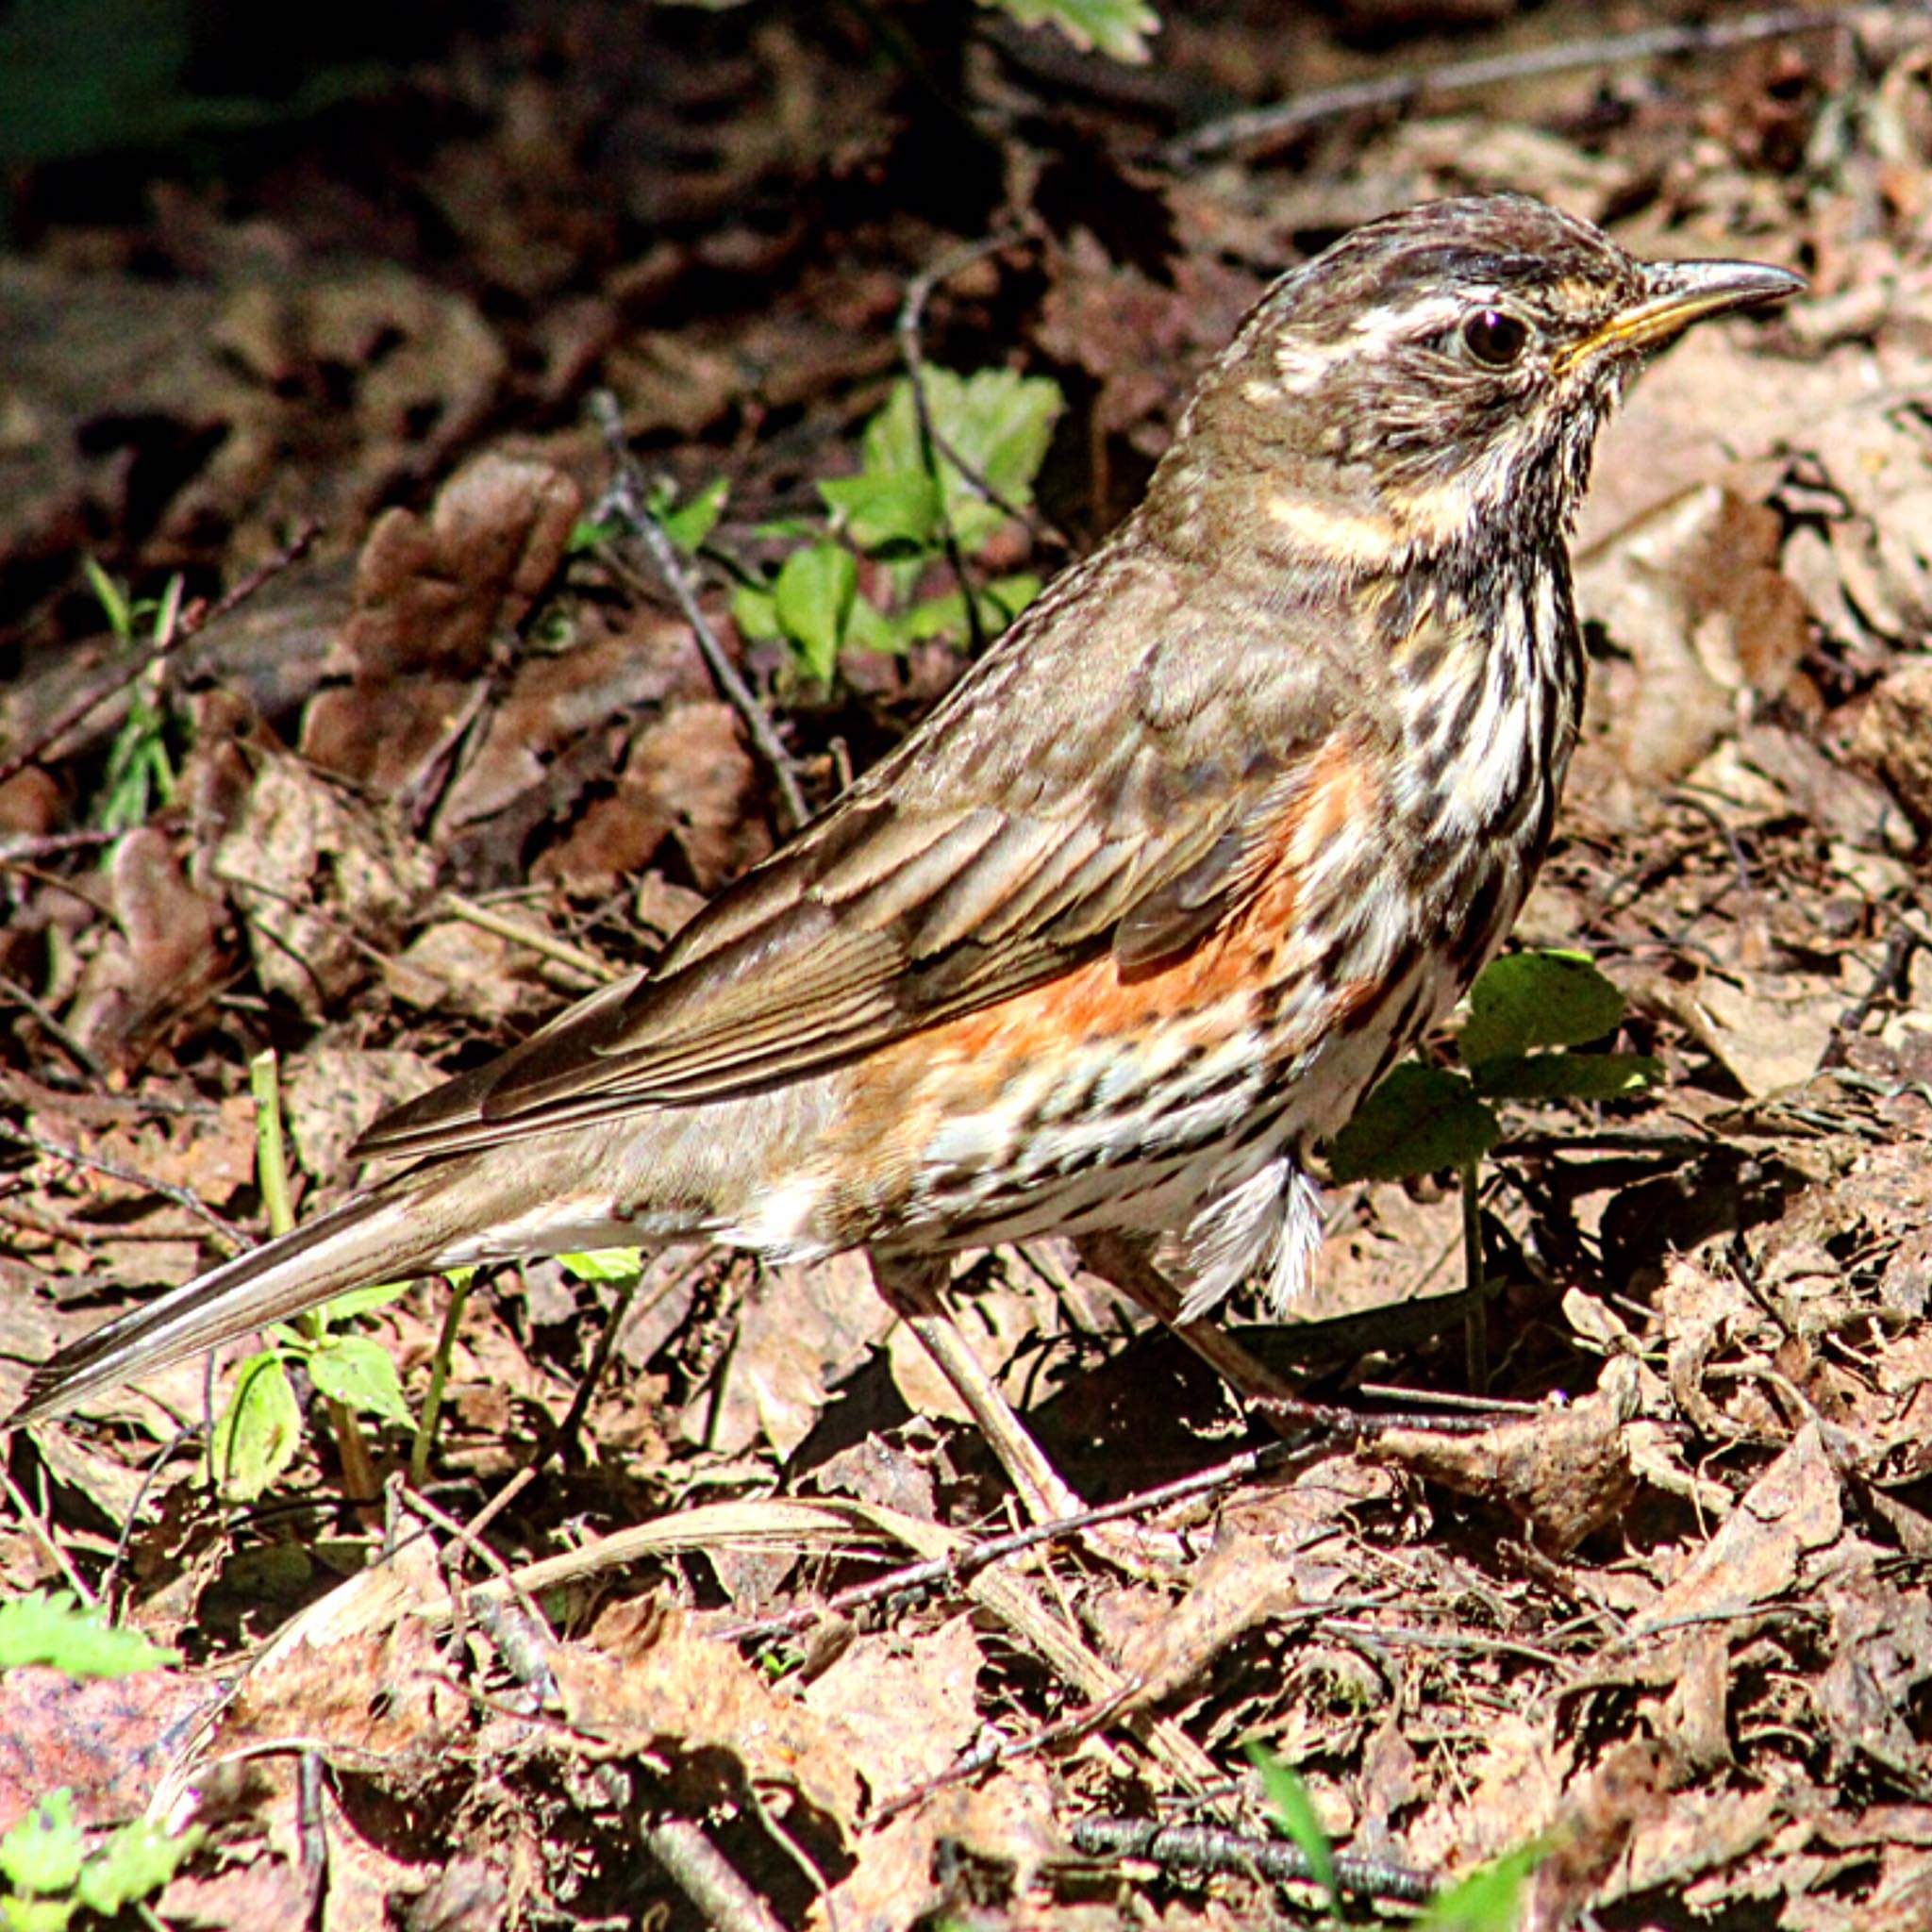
[4,4,1932,1927]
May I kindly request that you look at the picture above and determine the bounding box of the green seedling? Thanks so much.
[735,364,1062,680]
[1326,951,1658,1357]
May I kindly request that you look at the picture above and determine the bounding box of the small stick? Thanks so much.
[1070,1816,1435,1906]
[896,233,1077,558]
[0,523,320,790]
[1162,4,1861,163]
[638,1818,789,1932]
[712,1438,1307,1646]
[588,391,809,832]
[441,891,615,987]
[0,1118,246,1248]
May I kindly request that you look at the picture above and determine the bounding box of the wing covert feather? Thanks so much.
[356,538,1344,1158]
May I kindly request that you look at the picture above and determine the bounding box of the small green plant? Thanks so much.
[1,1788,202,1931]
[83,559,185,834]
[734,364,1063,681]
[982,0,1159,61]
[0,1595,199,1930]
[0,1591,175,1679]
[1326,950,1658,1306]
[1246,1743,1342,1920]
[208,1052,416,1499]
[1414,1840,1546,1932]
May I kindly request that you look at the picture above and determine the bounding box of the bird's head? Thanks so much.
[1154,194,1802,573]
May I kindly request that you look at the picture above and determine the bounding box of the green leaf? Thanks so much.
[861,367,1063,554]
[844,592,907,655]
[209,1352,303,1500]
[307,1336,412,1426]
[1416,1839,1546,1931]
[0,1893,75,1931]
[655,475,729,553]
[773,542,858,681]
[567,514,621,555]
[0,1792,83,1898]
[732,583,780,641]
[1457,951,1625,1069]
[1327,1063,1500,1183]
[557,1248,646,1284]
[1474,1053,1663,1102]
[0,1592,177,1680]
[80,556,131,641]
[819,471,941,553]
[982,0,1159,63]
[1245,1745,1339,1913]
[75,1821,202,1917]
[315,1278,412,1324]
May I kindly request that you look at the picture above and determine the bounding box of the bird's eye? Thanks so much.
[1461,308,1530,367]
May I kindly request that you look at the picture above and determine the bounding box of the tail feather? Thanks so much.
[8,1176,456,1425]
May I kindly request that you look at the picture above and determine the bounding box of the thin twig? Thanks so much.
[0,1461,96,1603]
[0,1119,246,1248]
[900,240,1076,556]
[397,1477,558,1646]
[712,1438,1307,1647]
[0,826,132,867]
[0,971,104,1080]
[639,1818,789,1932]
[1070,1817,1435,1906]
[588,391,809,832]
[441,891,615,988]
[0,523,320,790]
[1162,4,1867,163]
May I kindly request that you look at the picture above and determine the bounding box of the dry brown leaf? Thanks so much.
[0,1667,215,1831]
[212,748,435,1018]
[63,827,226,1061]
[689,1250,891,1458]
[301,453,581,795]
[1370,1357,1641,1555]
[802,1612,986,1793]
[558,1600,864,1827]
[1636,1423,1844,1634]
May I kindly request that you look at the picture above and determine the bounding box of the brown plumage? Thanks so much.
[11,196,1800,1482]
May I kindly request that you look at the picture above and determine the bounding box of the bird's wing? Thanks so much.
[358,544,1343,1158]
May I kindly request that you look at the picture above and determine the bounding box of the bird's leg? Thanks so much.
[1074,1230,1348,1438]
[869,1252,1089,1527]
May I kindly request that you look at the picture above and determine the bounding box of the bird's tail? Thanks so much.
[8,1169,475,1425]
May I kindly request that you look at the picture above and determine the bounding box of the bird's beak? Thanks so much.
[1561,258,1805,370]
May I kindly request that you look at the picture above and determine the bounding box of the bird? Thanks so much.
[10,196,1800,1519]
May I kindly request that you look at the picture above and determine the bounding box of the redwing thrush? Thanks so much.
[12,197,1798,1503]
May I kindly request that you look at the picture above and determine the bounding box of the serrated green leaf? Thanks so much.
[209,1352,303,1500]
[1327,1063,1500,1183]
[654,475,729,554]
[75,1821,202,1917]
[773,542,858,682]
[1474,1052,1663,1102]
[0,1792,82,1898]
[861,368,1063,555]
[557,1248,645,1284]
[0,1892,75,1931]
[983,0,1159,62]
[1417,1839,1546,1931]
[307,1336,412,1425]
[819,471,941,553]
[1457,951,1625,1068]
[315,1278,412,1324]
[1245,1745,1338,1910]
[0,1592,178,1680]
